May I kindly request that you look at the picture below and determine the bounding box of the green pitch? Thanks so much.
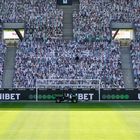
[0,103,140,140]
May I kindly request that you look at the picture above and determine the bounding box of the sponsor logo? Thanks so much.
[65,93,96,101]
[0,93,20,100]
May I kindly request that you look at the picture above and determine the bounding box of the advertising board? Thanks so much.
[0,88,140,102]
[0,88,36,101]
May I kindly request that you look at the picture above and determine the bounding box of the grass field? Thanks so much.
[0,103,140,140]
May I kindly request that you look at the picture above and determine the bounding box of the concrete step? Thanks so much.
[120,46,134,88]
[58,5,73,8]
[3,70,14,88]
[63,19,73,23]
[4,48,16,69]
[123,70,134,87]
[120,47,130,53]
[121,54,131,69]
[72,4,79,9]
[58,2,79,40]
[63,36,73,40]
[63,25,73,29]
[63,31,73,35]
[63,35,73,37]
[63,34,73,37]
[63,23,73,26]
[2,46,17,88]
[63,31,73,34]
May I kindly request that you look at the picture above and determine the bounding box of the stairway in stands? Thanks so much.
[0,29,2,41]
[58,1,79,40]
[120,46,135,88]
[2,43,17,88]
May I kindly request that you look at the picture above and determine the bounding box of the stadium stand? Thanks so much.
[2,0,140,88]
[130,41,140,88]
[13,39,124,88]
[73,0,140,42]
[0,0,63,39]
[0,42,6,88]
[73,0,111,42]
